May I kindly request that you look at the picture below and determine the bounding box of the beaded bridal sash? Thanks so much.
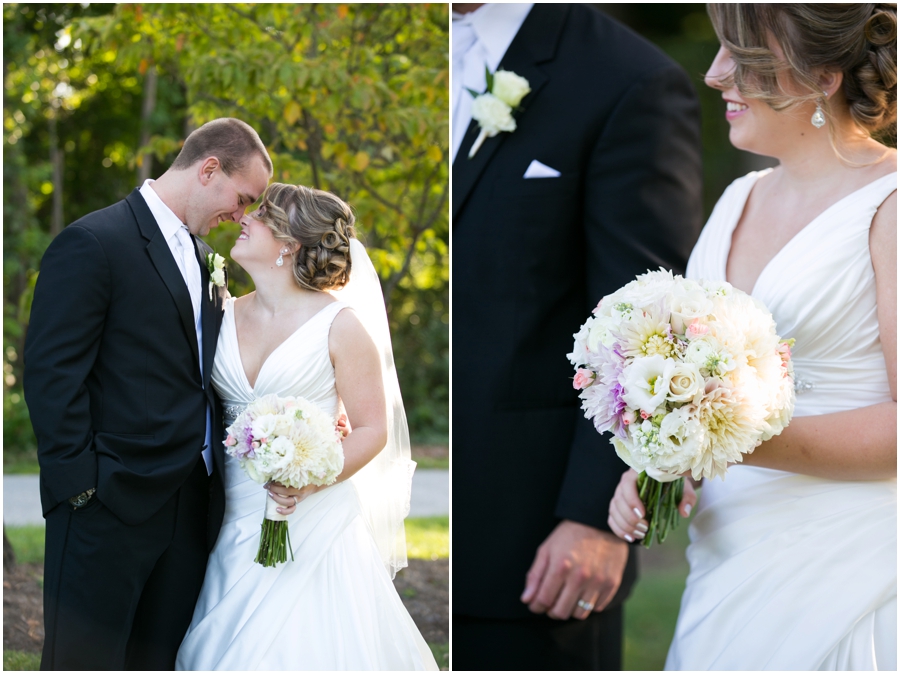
[223,402,246,428]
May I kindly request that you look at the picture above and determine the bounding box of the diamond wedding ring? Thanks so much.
[577,599,595,611]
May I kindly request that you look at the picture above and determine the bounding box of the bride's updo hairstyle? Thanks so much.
[257,183,356,291]
[707,3,897,141]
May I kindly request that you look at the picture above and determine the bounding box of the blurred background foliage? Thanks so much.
[602,3,780,217]
[4,2,448,471]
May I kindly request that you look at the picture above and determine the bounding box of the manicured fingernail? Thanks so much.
[624,534,634,543]
[276,508,284,514]
[633,507,643,518]
[633,529,645,539]
[684,504,692,516]
[635,522,648,532]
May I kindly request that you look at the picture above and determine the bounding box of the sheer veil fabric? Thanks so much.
[332,238,416,580]
[665,170,897,671]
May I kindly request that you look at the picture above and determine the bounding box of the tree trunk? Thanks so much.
[137,64,158,184]
[4,526,16,569]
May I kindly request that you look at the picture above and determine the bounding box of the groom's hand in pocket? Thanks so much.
[521,520,629,620]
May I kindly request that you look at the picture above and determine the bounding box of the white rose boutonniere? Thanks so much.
[207,252,226,300]
[467,66,531,159]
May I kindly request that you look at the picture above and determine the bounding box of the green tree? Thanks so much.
[4,3,449,468]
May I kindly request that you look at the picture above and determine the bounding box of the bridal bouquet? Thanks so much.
[224,394,344,567]
[568,269,795,546]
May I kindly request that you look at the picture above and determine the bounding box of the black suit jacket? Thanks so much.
[453,4,703,619]
[24,189,227,548]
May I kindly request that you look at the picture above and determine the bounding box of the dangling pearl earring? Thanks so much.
[276,248,289,267]
[811,91,827,129]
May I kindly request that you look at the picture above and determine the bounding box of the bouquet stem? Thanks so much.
[636,472,684,548]
[254,496,294,567]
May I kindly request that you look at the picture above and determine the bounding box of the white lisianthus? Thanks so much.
[622,355,676,414]
[492,70,531,108]
[657,407,703,470]
[268,436,295,464]
[470,93,516,136]
[251,414,278,442]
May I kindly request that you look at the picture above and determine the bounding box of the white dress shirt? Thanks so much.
[451,3,533,162]
[139,180,213,474]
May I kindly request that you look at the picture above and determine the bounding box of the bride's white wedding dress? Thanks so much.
[666,170,897,671]
[176,298,438,670]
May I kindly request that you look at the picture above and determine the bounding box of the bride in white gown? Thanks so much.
[608,4,896,670]
[176,183,438,670]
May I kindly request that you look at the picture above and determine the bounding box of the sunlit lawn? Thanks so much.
[404,516,449,559]
[623,511,694,671]
[3,650,41,671]
[4,525,44,565]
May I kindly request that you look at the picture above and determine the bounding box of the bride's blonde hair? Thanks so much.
[256,183,356,292]
[707,3,897,145]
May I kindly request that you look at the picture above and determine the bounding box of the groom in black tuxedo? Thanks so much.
[452,4,703,669]
[24,118,271,670]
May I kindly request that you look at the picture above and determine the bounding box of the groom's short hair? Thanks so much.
[170,118,273,177]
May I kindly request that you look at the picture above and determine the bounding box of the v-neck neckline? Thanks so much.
[724,170,898,297]
[228,299,337,392]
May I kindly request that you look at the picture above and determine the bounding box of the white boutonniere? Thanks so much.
[467,67,531,159]
[207,252,226,300]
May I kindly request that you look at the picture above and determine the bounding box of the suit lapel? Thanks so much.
[127,190,200,368]
[452,4,568,221]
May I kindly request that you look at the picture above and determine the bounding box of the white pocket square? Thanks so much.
[523,160,561,179]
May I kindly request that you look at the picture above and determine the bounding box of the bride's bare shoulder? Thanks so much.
[328,306,377,358]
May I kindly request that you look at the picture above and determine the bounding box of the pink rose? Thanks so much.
[686,320,709,340]
[621,409,636,426]
[640,410,651,420]
[224,434,236,447]
[776,342,792,365]
[251,441,260,450]
[572,368,595,390]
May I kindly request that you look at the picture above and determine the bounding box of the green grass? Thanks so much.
[429,641,449,670]
[6,518,450,565]
[623,511,693,671]
[412,455,449,470]
[3,650,41,670]
[5,525,45,565]
[404,516,448,560]
[3,456,40,475]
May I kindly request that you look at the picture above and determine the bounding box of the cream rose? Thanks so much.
[470,93,516,136]
[667,362,703,403]
[492,70,531,108]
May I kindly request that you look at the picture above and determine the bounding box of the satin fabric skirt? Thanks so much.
[176,458,437,671]
[666,466,897,671]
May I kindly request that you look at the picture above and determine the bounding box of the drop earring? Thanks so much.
[811,92,827,129]
[276,248,288,267]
